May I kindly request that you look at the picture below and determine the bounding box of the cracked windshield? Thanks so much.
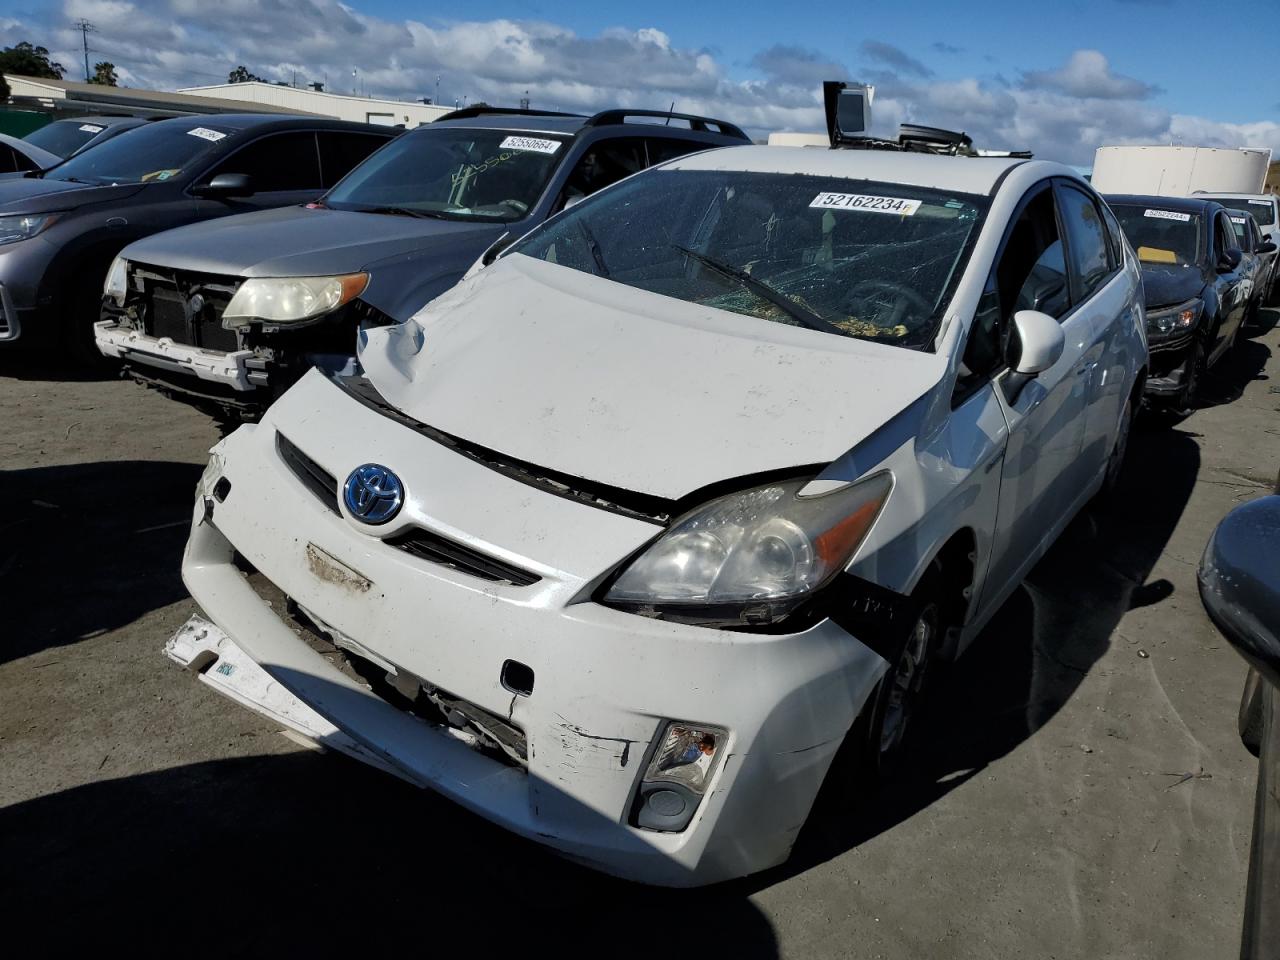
[510,170,986,348]
[323,127,568,222]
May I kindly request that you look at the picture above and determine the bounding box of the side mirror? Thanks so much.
[1257,240,1277,255]
[1003,310,1065,404]
[1199,492,1280,689]
[191,172,254,199]
[1219,246,1243,272]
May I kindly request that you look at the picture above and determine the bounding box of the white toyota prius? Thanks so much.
[168,144,1146,886]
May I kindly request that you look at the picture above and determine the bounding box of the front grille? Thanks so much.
[276,431,541,587]
[133,265,241,351]
[388,529,541,587]
[276,432,340,515]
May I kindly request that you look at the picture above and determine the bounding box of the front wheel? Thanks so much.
[1173,340,1205,417]
[823,585,942,806]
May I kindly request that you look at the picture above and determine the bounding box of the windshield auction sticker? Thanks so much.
[810,192,921,215]
[499,135,560,154]
[187,127,228,142]
[78,123,104,133]
[1144,209,1191,222]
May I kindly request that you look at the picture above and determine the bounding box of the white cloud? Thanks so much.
[3,2,1277,166]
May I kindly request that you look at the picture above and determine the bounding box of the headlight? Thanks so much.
[0,213,56,245]
[1145,298,1202,339]
[222,273,369,327]
[602,471,893,627]
[103,255,129,305]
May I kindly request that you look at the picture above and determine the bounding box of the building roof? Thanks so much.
[667,145,1056,196]
[5,75,309,116]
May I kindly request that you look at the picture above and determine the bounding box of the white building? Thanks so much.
[179,81,452,128]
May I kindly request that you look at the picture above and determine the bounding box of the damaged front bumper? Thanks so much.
[95,319,262,391]
[172,371,890,886]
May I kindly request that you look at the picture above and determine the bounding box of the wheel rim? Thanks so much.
[880,607,935,756]
[1180,347,1202,412]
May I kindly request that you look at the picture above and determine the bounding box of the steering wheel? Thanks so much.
[499,199,529,215]
[841,279,932,328]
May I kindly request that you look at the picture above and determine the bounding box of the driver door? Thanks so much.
[979,182,1091,610]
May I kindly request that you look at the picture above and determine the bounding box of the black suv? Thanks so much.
[95,107,749,420]
[0,113,397,358]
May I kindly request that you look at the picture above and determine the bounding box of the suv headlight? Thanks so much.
[222,273,369,327]
[104,255,129,305]
[1146,298,1202,340]
[601,471,892,627]
[0,213,57,246]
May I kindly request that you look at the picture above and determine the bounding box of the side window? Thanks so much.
[1057,184,1112,301]
[317,132,390,188]
[1100,200,1126,266]
[11,147,38,172]
[1217,214,1238,256]
[0,146,18,173]
[644,138,705,166]
[208,132,322,192]
[959,184,1067,390]
[557,138,648,209]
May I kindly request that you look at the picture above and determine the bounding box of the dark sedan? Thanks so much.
[0,114,396,360]
[1105,195,1252,412]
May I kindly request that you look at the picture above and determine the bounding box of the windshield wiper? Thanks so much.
[364,206,454,220]
[577,218,611,277]
[671,243,842,336]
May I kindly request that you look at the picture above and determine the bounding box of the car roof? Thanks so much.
[146,113,392,133]
[1194,192,1278,202]
[663,146,1068,197]
[54,115,146,128]
[1104,194,1223,214]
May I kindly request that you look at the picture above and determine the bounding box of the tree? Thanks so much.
[227,65,264,84]
[88,61,117,86]
[0,75,9,103]
[0,41,66,79]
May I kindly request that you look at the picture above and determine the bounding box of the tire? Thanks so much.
[62,283,113,370]
[1172,340,1205,417]
[1240,668,1265,758]
[823,572,944,805]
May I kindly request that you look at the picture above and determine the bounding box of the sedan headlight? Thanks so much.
[1146,298,1202,340]
[222,273,369,327]
[103,255,129,305]
[0,213,57,245]
[602,471,892,627]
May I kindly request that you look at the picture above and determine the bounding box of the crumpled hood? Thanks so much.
[123,205,506,279]
[1140,263,1208,310]
[0,176,145,213]
[359,254,946,500]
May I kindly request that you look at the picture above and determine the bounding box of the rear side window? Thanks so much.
[0,145,20,173]
[1057,184,1112,301]
[211,132,322,192]
[318,132,391,188]
[644,138,707,165]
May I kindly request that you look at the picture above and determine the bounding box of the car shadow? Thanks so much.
[1200,333,1272,407]
[0,460,201,666]
[1240,304,1279,340]
[0,750,782,955]
[768,420,1203,883]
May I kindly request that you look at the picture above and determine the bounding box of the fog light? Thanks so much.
[632,721,726,833]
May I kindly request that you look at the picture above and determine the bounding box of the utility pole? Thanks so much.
[435,75,440,106]
[76,19,95,81]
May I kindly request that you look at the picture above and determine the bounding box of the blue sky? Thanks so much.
[0,0,1276,164]
[341,0,1277,123]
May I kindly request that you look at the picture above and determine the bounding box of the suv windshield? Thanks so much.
[24,120,104,158]
[1214,197,1278,229]
[323,127,568,223]
[1110,204,1203,266]
[509,170,987,348]
[45,122,231,185]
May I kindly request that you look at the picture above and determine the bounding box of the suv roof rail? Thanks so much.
[583,109,750,141]
[434,106,586,122]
